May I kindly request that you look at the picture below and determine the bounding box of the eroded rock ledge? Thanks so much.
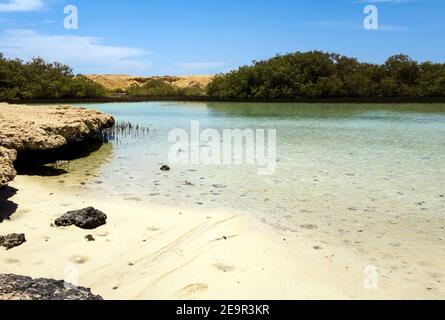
[0,103,114,187]
[0,274,103,300]
[0,147,16,188]
[0,103,115,151]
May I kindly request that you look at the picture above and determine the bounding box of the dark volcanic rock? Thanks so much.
[55,207,107,230]
[0,274,103,300]
[0,233,26,250]
[160,165,171,171]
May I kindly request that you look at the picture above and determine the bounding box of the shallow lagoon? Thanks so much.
[38,102,445,295]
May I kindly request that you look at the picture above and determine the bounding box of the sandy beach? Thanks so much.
[0,175,441,300]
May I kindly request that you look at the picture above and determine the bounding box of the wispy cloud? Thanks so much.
[0,29,152,74]
[0,0,44,12]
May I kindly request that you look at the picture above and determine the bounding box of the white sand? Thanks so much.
[0,176,441,300]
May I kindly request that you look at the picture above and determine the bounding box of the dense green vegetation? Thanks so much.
[126,79,205,97]
[2,51,444,102]
[207,51,445,99]
[0,54,106,101]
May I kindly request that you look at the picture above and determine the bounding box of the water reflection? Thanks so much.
[205,102,445,119]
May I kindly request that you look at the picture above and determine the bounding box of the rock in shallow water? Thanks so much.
[0,274,103,300]
[55,207,107,230]
[0,233,26,250]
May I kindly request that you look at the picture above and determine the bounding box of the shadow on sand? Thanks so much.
[0,186,18,222]
[14,139,106,177]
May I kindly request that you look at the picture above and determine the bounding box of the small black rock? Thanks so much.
[85,235,95,242]
[55,207,107,230]
[0,234,26,250]
[160,165,170,171]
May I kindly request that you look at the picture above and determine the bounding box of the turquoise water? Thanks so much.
[43,101,445,292]
[69,102,445,217]
[66,101,445,219]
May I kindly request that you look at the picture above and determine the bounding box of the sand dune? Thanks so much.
[85,74,214,91]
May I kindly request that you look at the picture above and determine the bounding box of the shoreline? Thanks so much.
[0,175,442,300]
[5,96,445,105]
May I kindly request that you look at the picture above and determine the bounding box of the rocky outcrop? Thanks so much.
[55,207,107,229]
[0,103,115,152]
[0,147,16,188]
[0,233,26,250]
[0,274,103,300]
[0,103,114,187]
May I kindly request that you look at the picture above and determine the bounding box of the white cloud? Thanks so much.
[0,29,152,74]
[0,0,44,12]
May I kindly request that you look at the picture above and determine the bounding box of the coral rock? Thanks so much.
[0,274,103,300]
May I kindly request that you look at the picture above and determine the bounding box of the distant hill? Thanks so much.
[85,74,213,92]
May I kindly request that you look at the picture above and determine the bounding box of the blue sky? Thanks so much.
[0,0,444,75]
